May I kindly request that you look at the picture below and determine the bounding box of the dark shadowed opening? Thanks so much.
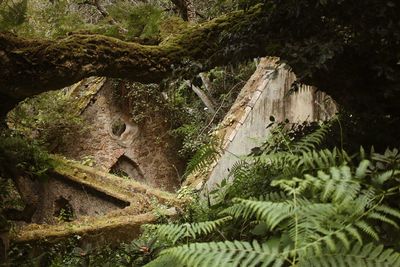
[110,155,145,182]
[53,197,74,222]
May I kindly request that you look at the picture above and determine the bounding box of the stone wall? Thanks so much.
[58,78,182,192]
[31,174,128,224]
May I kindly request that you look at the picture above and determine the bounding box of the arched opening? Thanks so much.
[110,155,145,181]
[53,197,74,222]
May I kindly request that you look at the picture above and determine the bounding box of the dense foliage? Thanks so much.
[7,121,400,266]
[1,0,400,266]
[7,90,86,151]
[146,122,400,266]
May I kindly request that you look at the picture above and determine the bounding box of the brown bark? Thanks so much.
[0,5,268,116]
[171,0,196,22]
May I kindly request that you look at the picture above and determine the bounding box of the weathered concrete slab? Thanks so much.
[186,57,336,193]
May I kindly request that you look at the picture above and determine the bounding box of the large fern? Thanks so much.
[147,146,400,266]
[146,123,400,266]
[148,240,289,267]
[148,240,400,267]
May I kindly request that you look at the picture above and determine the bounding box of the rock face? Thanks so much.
[57,78,182,192]
[187,58,337,193]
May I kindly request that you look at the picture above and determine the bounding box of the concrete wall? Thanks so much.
[190,58,337,193]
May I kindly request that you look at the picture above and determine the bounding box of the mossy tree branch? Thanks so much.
[0,1,399,120]
[0,5,269,115]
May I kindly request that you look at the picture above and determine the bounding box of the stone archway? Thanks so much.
[110,155,145,182]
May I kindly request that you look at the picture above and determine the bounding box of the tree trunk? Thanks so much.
[186,80,216,114]
[171,0,196,22]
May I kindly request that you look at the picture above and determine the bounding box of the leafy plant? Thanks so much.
[148,216,232,244]
[0,133,52,179]
[8,90,87,151]
[108,3,163,40]
[183,141,221,179]
[146,124,400,266]
[0,0,27,31]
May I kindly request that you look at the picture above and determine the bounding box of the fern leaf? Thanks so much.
[345,226,363,244]
[366,212,399,228]
[184,143,220,177]
[291,123,329,153]
[373,170,400,184]
[222,198,293,230]
[375,205,400,220]
[152,240,287,267]
[354,220,379,240]
[299,242,400,267]
[150,216,232,244]
[355,160,370,179]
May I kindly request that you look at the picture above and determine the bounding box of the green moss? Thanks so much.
[0,133,52,179]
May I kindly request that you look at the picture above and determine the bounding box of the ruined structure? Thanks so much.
[186,58,337,193]
[12,157,181,245]
[58,77,182,192]
[4,77,184,253]
[6,57,337,255]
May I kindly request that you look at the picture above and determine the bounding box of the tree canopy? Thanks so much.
[0,0,399,120]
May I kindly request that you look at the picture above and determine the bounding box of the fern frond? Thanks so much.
[355,160,370,179]
[366,212,399,228]
[354,220,379,240]
[299,242,400,267]
[150,216,232,244]
[228,159,253,181]
[258,151,298,168]
[262,191,291,202]
[298,148,350,173]
[291,123,330,153]
[373,170,400,184]
[153,240,289,267]
[374,205,400,220]
[222,198,293,230]
[273,165,361,204]
[371,148,400,165]
[184,143,220,177]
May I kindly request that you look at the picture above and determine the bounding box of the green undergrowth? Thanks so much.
[144,120,400,266]
[7,118,399,267]
[0,132,52,180]
[7,90,87,152]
